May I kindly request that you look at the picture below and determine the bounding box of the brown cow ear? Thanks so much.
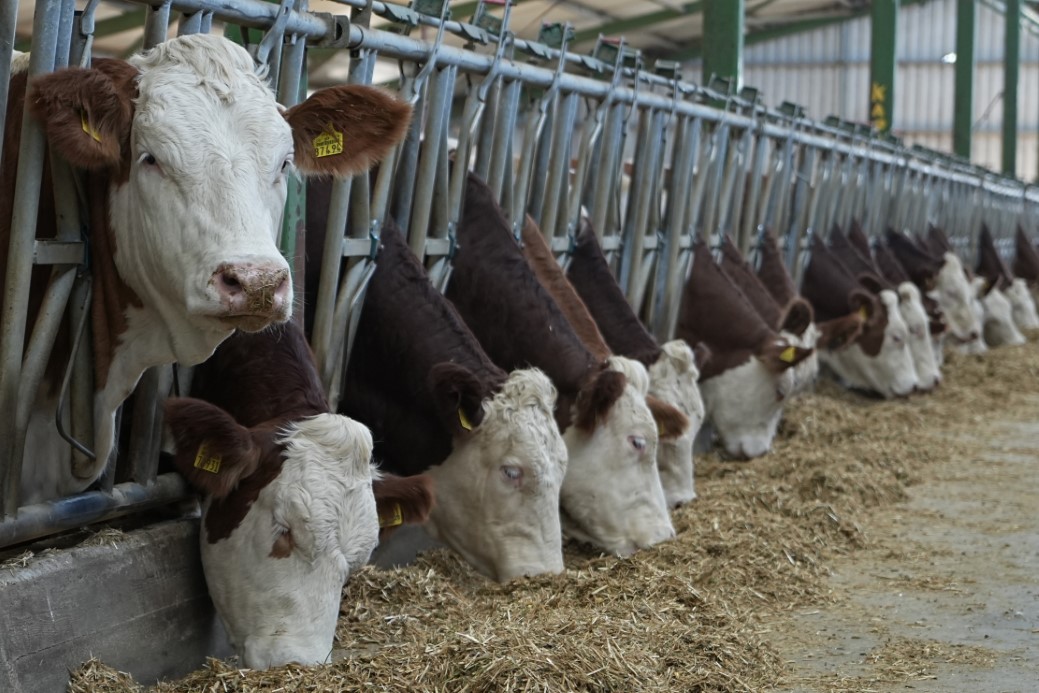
[758,341,813,373]
[428,363,485,437]
[573,369,626,432]
[816,314,865,350]
[372,472,435,541]
[848,289,875,321]
[780,299,813,336]
[285,84,412,177]
[163,398,263,499]
[29,60,137,170]
[692,342,713,372]
[857,273,886,295]
[645,395,689,440]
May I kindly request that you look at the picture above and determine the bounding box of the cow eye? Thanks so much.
[500,465,523,486]
[280,157,293,174]
[628,435,647,453]
[138,152,158,167]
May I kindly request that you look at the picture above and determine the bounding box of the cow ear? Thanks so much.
[163,398,263,499]
[779,298,813,336]
[660,339,697,376]
[848,289,875,321]
[428,363,485,437]
[573,369,626,432]
[372,472,435,540]
[284,85,412,177]
[645,395,689,440]
[816,315,865,351]
[857,272,886,295]
[29,59,137,170]
[692,342,713,373]
[758,340,813,373]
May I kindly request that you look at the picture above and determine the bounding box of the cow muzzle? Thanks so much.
[211,262,291,329]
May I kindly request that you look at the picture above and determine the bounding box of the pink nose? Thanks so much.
[212,263,290,315]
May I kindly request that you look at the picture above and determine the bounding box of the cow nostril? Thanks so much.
[217,271,243,295]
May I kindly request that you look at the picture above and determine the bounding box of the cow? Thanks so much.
[303,198,567,583]
[873,238,948,368]
[828,227,941,391]
[885,228,985,355]
[446,174,675,557]
[718,233,818,395]
[677,239,813,460]
[977,226,1036,338]
[1013,226,1039,319]
[801,235,918,398]
[163,321,433,670]
[519,217,697,509]
[3,34,411,504]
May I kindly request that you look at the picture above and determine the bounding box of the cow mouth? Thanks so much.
[216,312,289,332]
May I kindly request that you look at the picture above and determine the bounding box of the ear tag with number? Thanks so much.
[80,112,102,143]
[779,346,797,363]
[458,408,473,431]
[313,124,344,158]
[379,503,404,529]
[193,441,222,474]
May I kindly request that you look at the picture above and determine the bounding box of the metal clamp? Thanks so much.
[253,0,296,67]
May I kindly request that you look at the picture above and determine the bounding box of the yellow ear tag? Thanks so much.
[193,441,222,474]
[379,503,404,529]
[779,346,797,363]
[312,125,344,158]
[458,408,473,431]
[858,306,869,320]
[80,112,102,143]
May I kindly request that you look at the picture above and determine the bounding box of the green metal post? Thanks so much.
[953,0,975,159]
[1003,0,1020,176]
[702,0,744,89]
[869,0,898,134]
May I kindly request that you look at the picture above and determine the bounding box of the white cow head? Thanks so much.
[974,279,1026,347]
[1004,277,1039,331]
[561,356,675,556]
[164,402,379,670]
[647,340,705,507]
[828,290,918,398]
[896,282,941,391]
[929,254,984,353]
[424,367,568,582]
[28,34,411,485]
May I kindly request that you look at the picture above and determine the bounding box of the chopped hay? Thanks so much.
[66,342,1039,692]
[865,636,998,679]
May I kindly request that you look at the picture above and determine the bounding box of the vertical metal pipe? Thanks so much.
[0,0,19,165]
[143,1,172,49]
[1003,0,1020,176]
[540,92,579,243]
[487,79,521,201]
[408,65,455,260]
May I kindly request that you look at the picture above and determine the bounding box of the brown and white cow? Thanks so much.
[447,174,675,557]
[829,227,941,391]
[801,235,918,398]
[677,239,813,460]
[977,225,1035,338]
[873,236,948,368]
[1013,226,1039,316]
[304,205,567,583]
[520,218,696,509]
[4,34,410,503]
[164,321,432,670]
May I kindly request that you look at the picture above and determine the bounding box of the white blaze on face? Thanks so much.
[980,286,1026,346]
[841,291,918,398]
[201,414,378,670]
[931,254,984,352]
[896,282,941,391]
[424,368,567,582]
[700,357,786,460]
[561,356,674,556]
[109,35,294,362]
[648,340,705,507]
[1004,278,1039,331]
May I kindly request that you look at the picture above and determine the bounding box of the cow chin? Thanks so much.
[217,310,291,333]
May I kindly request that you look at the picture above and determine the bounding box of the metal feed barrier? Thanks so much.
[1,0,1036,549]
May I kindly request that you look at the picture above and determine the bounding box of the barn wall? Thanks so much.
[690,0,1039,181]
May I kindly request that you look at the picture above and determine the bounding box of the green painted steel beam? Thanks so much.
[702,0,744,88]
[572,2,704,45]
[953,0,976,159]
[1003,0,1020,175]
[869,0,898,135]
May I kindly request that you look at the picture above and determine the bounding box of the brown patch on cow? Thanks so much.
[573,369,626,433]
[28,59,138,173]
[1013,226,1039,285]
[976,225,1013,287]
[692,342,712,372]
[758,340,814,375]
[816,313,866,351]
[373,472,435,542]
[885,228,942,287]
[779,298,813,337]
[847,219,873,258]
[719,235,782,329]
[204,425,286,544]
[873,241,911,285]
[755,228,798,308]
[521,216,612,363]
[270,530,294,558]
[800,238,865,323]
[566,219,663,367]
[852,292,889,358]
[829,226,892,292]
[926,224,955,256]
[285,85,412,178]
[645,394,689,440]
[428,362,487,437]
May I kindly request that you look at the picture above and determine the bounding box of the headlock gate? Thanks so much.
[1,0,1035,547]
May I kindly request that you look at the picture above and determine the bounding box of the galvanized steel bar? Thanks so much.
[143,1,173,49]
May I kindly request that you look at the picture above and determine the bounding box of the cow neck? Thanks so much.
[204,421,285,543]
[190,322,329,427]
[447,174,602,406]
[1013,226,1039,283]
[829,228,891,290]
[885,229,941,287]
[976,225,1013,287]
[520,217,612,363]
[676,240,774,380]
[800,239,862,322]
[847,220,873,259]
[755,229,798,307]
[927,225,954,255]
[565,222,662,367]
[873,241,911,285]
[718,235,781,329]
